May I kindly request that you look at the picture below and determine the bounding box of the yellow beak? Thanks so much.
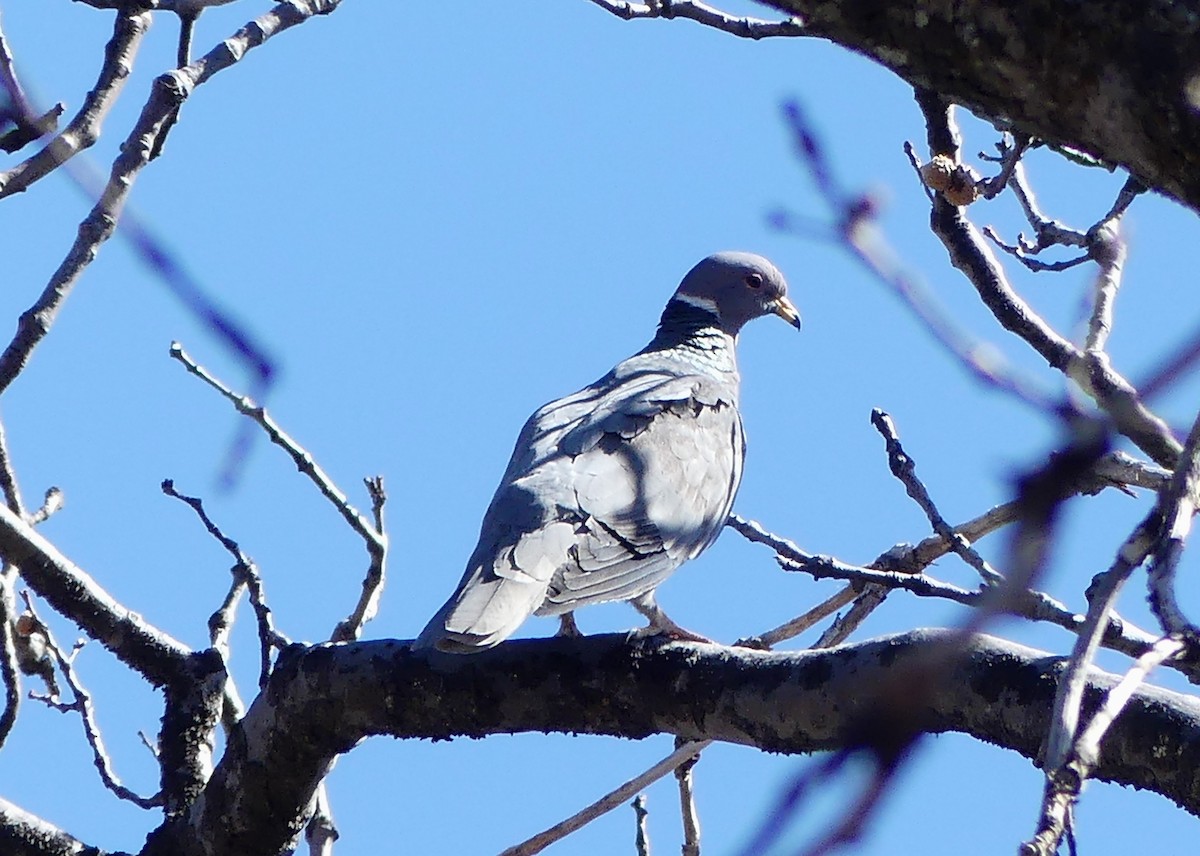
[772,296,802,330]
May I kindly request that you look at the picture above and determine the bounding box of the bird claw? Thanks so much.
[630,594,714,644]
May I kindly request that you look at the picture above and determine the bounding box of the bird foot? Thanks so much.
[630,594,714,644]
[555,613,582,637]
[633,622,715,645]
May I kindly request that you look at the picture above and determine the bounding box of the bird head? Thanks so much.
[673,252,800,335]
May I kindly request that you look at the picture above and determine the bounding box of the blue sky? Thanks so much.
[2,1,1200,853]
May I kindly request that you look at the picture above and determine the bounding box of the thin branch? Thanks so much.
[331,476,388,643]
[674,737,701,856]
[586,0,806,38]
[0,8,149,198]
[162,480,289,686]
[0,414,24,517]
[813,584,888,648]
[1084,221,1125,353]
[734,584,857,649]
[21,593,162,809]
[913,97,1180,469]
[500,740,712,856]
[776,100,1054,410]
[870,408,1002,584]
[170,344,383,551]
[1043,524,1154,774]
[0,573,17,751]
[976,133,1032,199]
[1023,635,1185,856]
[26,486,64,527]
[632,794,650,856]
[1146,409,1200,640]
[304,783,339,856]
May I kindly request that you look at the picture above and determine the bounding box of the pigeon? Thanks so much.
[415,252,799,653]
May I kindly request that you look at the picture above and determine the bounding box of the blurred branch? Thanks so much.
[776,100,1056,410]
[912,98,1181,470]
[0,8,149,198]
[1024,635,1185,855]
[170,344,384,554]
[586,0,806,38]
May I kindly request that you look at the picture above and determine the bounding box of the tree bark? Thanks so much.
[138,630,1200,856]
[764,0,1200,211]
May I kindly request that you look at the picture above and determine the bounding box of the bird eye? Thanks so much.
[745,273,763,289]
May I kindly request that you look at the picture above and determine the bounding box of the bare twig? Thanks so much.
[1083,222,1125,353]
[778,101,1054,410]
[25,486,64,527]
[331,476,388,643]
[162,480,289,686]
[0,9,149,198]
[500,740,711,856]
[1044,523,1153,773]
[21,593,162,809]
[1023,635,1184,856]
[171,344,383,550]
[0,415,24,518]
[0,573,18,751]
[976,133,1032,199]
[675,738,701,856]
[870,409,1002,584]
[304,783,339,856]
[586,0,806,38]
[813,585,888,648]
[912,97,1179,470]
[1146,409,1200,641]
[732,448,1166,582]
[632,794,650,856]
[734,584,857,649]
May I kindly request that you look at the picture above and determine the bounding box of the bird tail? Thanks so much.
[412,572,549,654]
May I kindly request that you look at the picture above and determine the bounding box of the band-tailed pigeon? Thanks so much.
[415,252,799,653]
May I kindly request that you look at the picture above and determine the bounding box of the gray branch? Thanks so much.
[142,632,1200,856]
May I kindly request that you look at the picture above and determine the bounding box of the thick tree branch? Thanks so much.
[0,797,116,856]
[760,0,1200,212]
[0,503,189,686]
[146,631,1200,856]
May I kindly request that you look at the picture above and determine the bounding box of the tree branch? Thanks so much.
[0,502,189,686]
[0,7,149,198]
[0,797,117,856]
[759,0,1200,212]
[149,631,1200,856]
